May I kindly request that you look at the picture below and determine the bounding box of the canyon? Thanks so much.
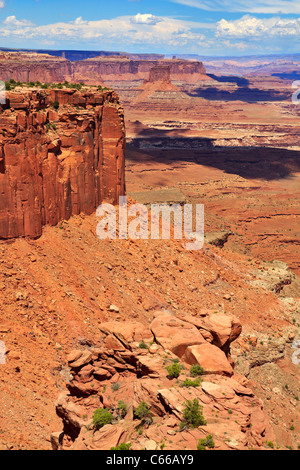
[0,51,299,451]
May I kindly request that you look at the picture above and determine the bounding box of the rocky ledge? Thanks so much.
[52,309,275,451]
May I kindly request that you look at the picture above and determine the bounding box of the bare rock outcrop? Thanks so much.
[52,310,275,451]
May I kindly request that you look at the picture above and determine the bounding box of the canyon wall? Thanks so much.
[0,52,208,85]
[0,88,126,239]
[0,52,73,83]
[73,57,208,84]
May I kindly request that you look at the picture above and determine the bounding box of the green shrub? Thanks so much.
[110,442,131,450]
[180,399,206,429]
[190,364,204,377]
[197,434,215,450]
[52,100,60,110]
[92,408,113,430]
[111,382,120,392]
[166,363,182,379]
[138,341,148,349]
[134,401,151,420]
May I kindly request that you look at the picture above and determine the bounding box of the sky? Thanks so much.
[0,0,300,56]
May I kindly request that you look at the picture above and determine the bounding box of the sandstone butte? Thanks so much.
[0,88,126,239]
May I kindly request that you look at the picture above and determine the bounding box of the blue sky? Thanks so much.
[0,0,300,55]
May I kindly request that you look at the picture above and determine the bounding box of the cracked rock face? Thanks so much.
[0,88,125,239]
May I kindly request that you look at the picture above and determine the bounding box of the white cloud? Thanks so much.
[73,17,89,26]
[0,1,5,8]
[0,15,207,50]
[130,13,161,25]
[216,15,300,38]
[3,16,34,27]
[171,0,300,14]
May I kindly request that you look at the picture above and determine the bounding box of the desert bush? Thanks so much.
[180,378,201,388]
[180,399,207,429]
[166,363,182,379]
[111,382,120,392]
[92,408,113,430]
[190,364,204,377]
[134,401,151,421]
[117,400,127,419]
[110,442,131,450]
[197,434,215,450]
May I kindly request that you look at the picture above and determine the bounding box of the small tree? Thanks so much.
[180,399,206,429]
[134,401,152,426]
[52,100,60,110]
[117,400,127,419]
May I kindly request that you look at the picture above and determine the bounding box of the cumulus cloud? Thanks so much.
[0,15,207,50]
[216,15,300,38]
[171,0,300,14]
[130,13,161,25]
[3,16,34,27]
[0,1,5,8]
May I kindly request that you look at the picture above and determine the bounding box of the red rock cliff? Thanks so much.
[0,88,126,239]
[0,52,73,83]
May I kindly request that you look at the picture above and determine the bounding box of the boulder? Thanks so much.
[183,343,233,376]
[150,312,206,357]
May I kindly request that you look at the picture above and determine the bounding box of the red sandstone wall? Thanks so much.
[73,58,207,84]
[0,89,126,239]
[0,53,207,85]
[0,53,73,83]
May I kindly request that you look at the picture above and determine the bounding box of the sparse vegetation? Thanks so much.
[197,434,215,450]
[190,364,204,377]
[117,400,127,419]
[110,442,131,450]
[180,378,201,388]
[134,401,151,422]
[111,382,120,392]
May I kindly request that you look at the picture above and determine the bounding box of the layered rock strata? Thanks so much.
[0,88,126,238]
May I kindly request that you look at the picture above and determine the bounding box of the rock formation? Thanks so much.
[52,309,275,451]
[0,88,125,239]
[74,57,208,85]
[148,65,171,84]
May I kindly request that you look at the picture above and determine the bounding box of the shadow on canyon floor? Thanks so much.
[127,136,300,181]
[207,74,250,86]
[187,75,291,102]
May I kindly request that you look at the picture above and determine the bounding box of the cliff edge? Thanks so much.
[0,88,126,239]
